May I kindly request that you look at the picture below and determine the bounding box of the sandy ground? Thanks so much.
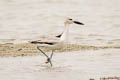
[0,43,120,80]
[0,43,119,57]
[0,48,120,80]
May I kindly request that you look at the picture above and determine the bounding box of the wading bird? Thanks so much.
[30,18,84,67]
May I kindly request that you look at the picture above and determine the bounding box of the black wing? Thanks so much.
[55,33,63,38]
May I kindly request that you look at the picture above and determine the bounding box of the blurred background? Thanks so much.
[0,0,120,46]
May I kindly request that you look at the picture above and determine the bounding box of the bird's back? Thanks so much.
[30,36,60,44]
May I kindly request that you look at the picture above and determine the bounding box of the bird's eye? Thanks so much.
[69,19,72,20]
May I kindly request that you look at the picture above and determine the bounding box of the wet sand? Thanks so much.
[0,43,120,80]
[0,48,120,80]
[0,43,119,57]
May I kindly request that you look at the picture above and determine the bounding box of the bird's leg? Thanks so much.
[37,46,49,59]
[37,46,53,67]
[50,50,54,60]
[45,50,54,67]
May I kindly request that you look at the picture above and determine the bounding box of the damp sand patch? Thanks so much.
[0,43,119,57]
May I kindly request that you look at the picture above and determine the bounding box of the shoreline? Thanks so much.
[0,43,119,57]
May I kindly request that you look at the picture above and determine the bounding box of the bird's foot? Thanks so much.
[45,58,50,64]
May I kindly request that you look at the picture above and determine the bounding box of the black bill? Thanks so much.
[74,21,84,25]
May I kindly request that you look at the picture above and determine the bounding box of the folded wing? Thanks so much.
[30,36,60,45]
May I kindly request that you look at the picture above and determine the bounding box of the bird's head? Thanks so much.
[64,18,84,25]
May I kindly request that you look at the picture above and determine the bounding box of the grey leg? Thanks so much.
[37,46,49,58]
[45,50,54,67]
[50,50,54,60]
[45,58,52,67]
[37,46,53,67]
[48,50,54,67]
[49,59,53,67]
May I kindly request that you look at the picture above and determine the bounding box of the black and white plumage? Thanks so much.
[30,18,84,67]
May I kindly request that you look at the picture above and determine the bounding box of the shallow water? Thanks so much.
[0,49,120,80]
[0,0,120,46]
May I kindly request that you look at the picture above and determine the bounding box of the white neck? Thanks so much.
[60,23,69,43]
